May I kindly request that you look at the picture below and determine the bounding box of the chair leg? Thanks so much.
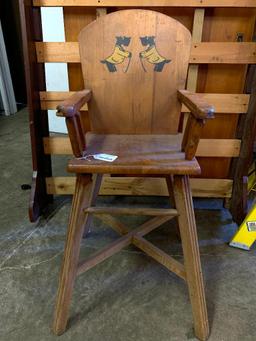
[172,175,209,341]
[52,174,96,335]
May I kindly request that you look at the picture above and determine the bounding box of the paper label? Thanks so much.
[93,154,118,162]
[247,221,256,232]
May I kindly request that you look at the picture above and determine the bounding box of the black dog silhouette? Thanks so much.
[140,36,171,72]
[101,36,132,72]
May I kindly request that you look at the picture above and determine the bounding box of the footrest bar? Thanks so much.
[84,206,178,217]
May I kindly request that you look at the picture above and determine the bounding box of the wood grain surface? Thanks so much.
[33,0,256,8]
[78,10,191,134]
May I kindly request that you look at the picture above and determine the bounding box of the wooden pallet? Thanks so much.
[19,1,256,222]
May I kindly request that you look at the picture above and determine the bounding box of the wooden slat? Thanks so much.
[191,42,256,64]
[134,216,173,237]
[96,214,129,235]
[96,215,173,238]
[40,90,89,111]
[36,42,80,63]
[186,9,204,92]
[191,94,248,114]
[96,8,107,17]
[84,206,178,216]
[77,233,132,275]
[77,214,174,276]
[103,177,233,197]
[63,7,96,91]
[197,139,240,157]
[36,42,256,64]
[44,137,72,154]
[133,235,186,280]
[184,9,205,135]
[43,136,241,157]
[33,0,256,8]
[89,210,186,280]
[46,176,233,197]
[40,91,249,113]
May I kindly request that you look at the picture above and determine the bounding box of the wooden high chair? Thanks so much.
[53,10,214,340]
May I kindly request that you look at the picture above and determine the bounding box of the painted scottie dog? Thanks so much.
[101,36,132,72]
[139,36,171,72]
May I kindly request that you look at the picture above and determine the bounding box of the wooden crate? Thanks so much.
[19,0,256,223]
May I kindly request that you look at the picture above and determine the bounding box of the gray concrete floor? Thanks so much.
[0,109,256,341]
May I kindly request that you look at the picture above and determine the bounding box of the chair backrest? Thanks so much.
[79,10,191,135]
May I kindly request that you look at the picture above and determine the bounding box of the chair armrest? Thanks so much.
[56,89,92,117]
[177,89,215,119]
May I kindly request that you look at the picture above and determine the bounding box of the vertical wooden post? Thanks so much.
[19,0,52,222]
[180,8,205,133]
[63,7,96,132]
[96,8,107,18]
[230,65,256,224]
[187,9,205,92]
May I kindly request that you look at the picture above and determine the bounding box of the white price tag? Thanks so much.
[93,154,118,162]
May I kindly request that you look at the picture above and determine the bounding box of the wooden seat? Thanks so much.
[52,9,215,341]
[68,133,201,175]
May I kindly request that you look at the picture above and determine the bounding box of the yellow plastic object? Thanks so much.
[230,203,256,250]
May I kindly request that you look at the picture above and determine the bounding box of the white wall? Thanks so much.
[41,7,68,133]
[0,20,17,115]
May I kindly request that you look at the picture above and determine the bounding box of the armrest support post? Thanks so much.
[182,116,205,160]
[178,89,215,160]
[56,89,92,157]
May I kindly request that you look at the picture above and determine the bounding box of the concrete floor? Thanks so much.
[0,109,256,341]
